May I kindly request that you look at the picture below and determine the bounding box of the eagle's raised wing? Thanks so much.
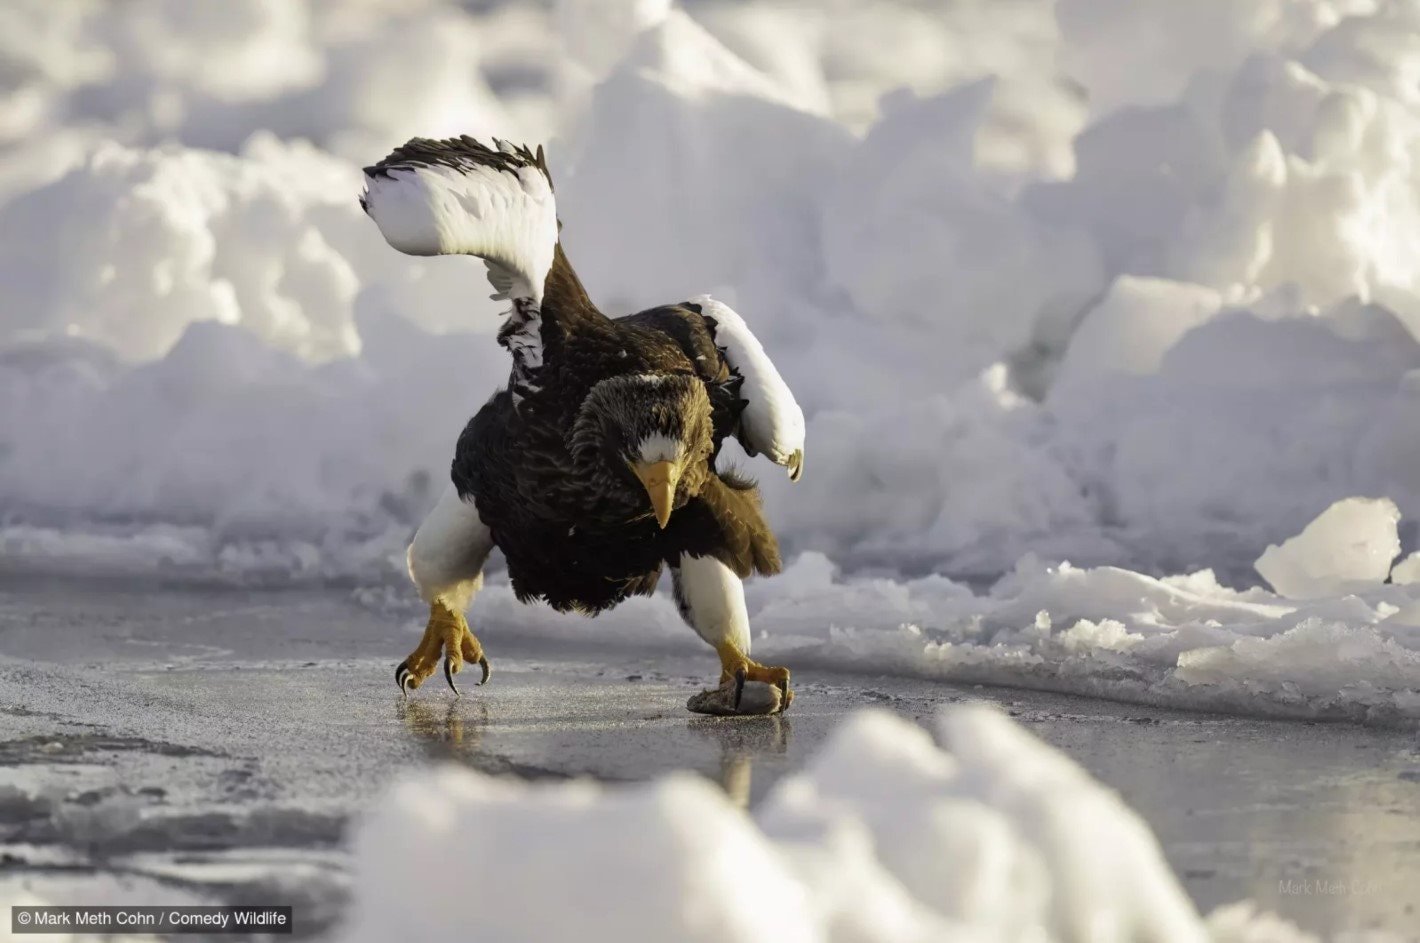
[360,136,558,305]
[688,295,805,481]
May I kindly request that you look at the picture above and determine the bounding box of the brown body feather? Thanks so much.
[451,248,781,614]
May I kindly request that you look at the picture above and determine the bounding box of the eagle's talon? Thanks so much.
[786,448,804,481]
[396,661,417,698]
[397,601,488,699]
[705,644,793,715]
[478,655,491,685]
[776,679,793,714]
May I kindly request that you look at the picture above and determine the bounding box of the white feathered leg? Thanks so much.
[673,554,792,714]
[400,484,496,697]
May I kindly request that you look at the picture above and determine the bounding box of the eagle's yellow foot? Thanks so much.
[396,600,490,698]
[695,643,792,715]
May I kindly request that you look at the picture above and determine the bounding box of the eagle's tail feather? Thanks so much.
[360,136,558,304]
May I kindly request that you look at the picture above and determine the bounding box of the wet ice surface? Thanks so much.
[2,578,1420,940]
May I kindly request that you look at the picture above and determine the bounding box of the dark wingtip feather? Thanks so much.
[362,135,554,190]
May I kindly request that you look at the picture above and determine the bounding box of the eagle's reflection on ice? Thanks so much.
[393,697,791,809]
[399,697,488,754]
[689,715,791,809]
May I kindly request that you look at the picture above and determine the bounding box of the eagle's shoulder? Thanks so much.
[613,304,724,378]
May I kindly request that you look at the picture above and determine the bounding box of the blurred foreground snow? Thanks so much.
[338,706,1335,943]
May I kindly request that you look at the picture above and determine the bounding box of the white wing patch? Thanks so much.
[689,295,806,480]
[362,151,558,304]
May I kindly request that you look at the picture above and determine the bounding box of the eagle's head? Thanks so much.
[570,373,714,528]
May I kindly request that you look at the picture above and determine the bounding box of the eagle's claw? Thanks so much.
[441,653,489,695]
[396,600,490,699]
[692,648,793,715]
[786,448,804,481]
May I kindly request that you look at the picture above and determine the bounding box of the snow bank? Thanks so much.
[743,538,1420,726]
[341,706,1312,943]
[1047,299,1420,574]
[9,0,1420,577]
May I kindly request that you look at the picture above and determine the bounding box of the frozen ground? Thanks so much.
[1,578,1419,941]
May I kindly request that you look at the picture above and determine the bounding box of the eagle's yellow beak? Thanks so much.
[632,460,678,529]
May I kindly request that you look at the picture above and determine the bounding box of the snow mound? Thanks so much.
[10,0,1420,583]
[0,1,528,161]
[0,136,366,362]
[1047,300,1420,574]
[820,80,1101,384]
[341,706,1314,943]
[1254,497,1401,599]
[559,8,849,313]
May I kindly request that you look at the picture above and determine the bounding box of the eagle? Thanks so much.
[360,137,805,715]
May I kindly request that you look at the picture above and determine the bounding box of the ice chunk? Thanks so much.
[1390,551,1420,586]
[1254,497,1401,599]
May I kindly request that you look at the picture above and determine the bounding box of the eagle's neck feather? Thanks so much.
[500,242,606,404]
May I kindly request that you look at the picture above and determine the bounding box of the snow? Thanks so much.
[0,137,366,361]
[7,3,1420,732]
[1053,276,1223,393]
[742,527,1420,726]
[340,705,1329,943]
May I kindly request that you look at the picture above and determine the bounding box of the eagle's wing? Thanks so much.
[688,295,806,481]
[360,136,558,305]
